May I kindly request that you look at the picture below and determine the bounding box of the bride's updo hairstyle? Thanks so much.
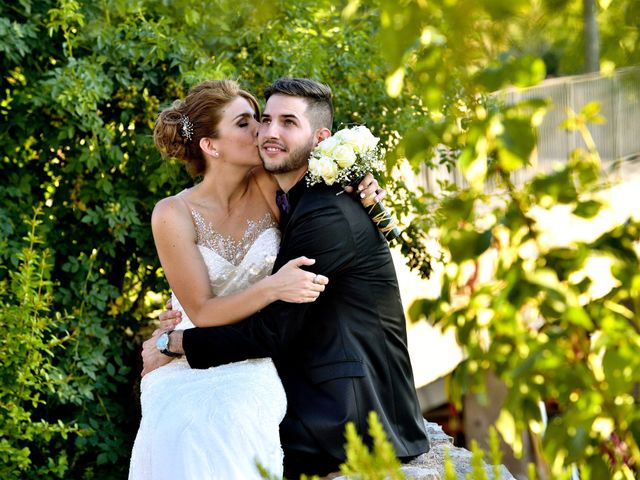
[153,80,260,176]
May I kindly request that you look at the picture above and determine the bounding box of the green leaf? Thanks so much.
[497,117,536,172]
[475,55,546,91]
[580,101,603,123]
[458,148,488,188]
[530,168,578,205]
[579,456,613,480]
[445,228,492,263]
[559,116,579,131]
[439,193,476,226]
[562,306,594,329]
[408,298,437,324]
[572,200,603,218]
[602,347,636,395]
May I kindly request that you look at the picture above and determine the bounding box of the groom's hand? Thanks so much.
[141,329,173,377]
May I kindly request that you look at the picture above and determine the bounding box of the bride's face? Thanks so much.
[212,96,261,167]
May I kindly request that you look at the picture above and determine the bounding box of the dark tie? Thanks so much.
[275,190,290,215]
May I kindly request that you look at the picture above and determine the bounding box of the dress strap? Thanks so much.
[175,191,192,210]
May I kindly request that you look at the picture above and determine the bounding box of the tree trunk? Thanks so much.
[583,0,600,73]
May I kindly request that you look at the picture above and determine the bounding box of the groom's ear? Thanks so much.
[314,128,331,146]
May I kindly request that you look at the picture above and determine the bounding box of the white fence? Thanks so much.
[419,66,640,193]
[506,66,640,164]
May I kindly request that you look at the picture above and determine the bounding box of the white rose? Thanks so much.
[333,144,357,168]
[315,135,339,157]
[332,128,353,145]
[308,156,321,176]
[352,125,379,152]
[312,155,339,184]
[334,126,379,154]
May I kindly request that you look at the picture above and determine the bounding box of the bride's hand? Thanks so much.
[268,257,329,303]
[344,172,386,204]
[158,299,182,331]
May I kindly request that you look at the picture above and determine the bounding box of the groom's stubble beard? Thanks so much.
[261,136,316,174]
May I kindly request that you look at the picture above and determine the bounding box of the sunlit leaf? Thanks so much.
[408,298,437,324]
[445,228,492,263]
[496,409,523,457]
[497,117,536,171]
[385,67,405,98]
[572,200,603,218]
[563,306,594,329]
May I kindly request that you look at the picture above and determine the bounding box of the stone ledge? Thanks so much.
[328,421,515,480]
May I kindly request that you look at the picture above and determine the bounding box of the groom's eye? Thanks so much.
[261,118,271,124]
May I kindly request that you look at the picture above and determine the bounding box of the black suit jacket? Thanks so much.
[183,181,429,461]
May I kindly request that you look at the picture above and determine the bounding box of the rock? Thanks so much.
[328,421,516,480]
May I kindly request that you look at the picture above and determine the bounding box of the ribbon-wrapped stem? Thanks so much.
[360,192,401,242]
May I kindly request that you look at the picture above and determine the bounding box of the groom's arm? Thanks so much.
[181,203,356,369]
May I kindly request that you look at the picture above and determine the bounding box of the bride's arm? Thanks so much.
[151,197,327,328]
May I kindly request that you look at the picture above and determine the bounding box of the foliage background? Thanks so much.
[1,0,638,478]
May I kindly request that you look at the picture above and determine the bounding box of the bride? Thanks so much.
[129,80,381,479]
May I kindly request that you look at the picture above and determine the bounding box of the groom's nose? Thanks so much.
[259,122,278,140]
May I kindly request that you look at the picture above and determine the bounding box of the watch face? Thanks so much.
[156,332,169,351]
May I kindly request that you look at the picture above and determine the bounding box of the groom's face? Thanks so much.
[258,94,317,174]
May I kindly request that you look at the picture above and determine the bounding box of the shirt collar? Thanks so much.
[284,176,307,214]
[277,177,308,229]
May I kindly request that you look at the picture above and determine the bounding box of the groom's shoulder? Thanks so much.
[298,184,358,216]
[302,183,340,202]
[302,185,376,226]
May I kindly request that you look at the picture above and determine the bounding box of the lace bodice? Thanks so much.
[172,211,281,330]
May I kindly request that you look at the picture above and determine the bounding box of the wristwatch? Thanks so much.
[156,331,182,358]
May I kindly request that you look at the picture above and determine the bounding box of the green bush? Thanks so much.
[353,0,640,476]
[0,207,77,478]
[0,1,422,477]
[411,105,640,478]
[3,0,638,477]
[340,411,405,480]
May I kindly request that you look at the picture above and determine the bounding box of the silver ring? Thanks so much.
[313,274,320,284]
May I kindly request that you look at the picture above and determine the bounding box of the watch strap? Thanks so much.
[161,330,182,358]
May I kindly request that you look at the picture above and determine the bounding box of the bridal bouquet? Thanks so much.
[306,125,401,242]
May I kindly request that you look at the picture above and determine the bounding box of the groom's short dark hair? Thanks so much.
[264,77,334,130]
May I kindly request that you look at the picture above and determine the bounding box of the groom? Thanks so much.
[143,77,429,477]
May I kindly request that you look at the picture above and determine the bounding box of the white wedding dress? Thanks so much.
[129,212,287,480]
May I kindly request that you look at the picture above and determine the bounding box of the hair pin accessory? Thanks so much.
[180,115,194,142]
